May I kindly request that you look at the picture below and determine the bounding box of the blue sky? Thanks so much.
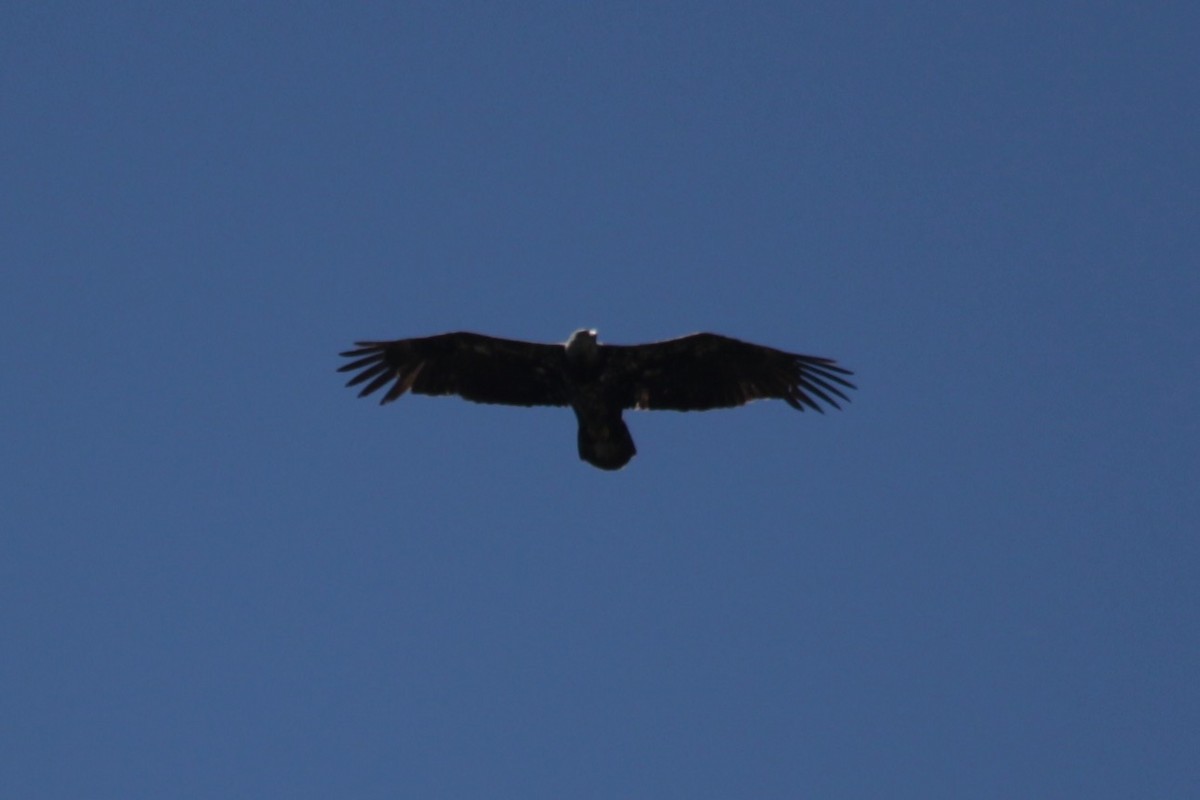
[3,2,1197,797]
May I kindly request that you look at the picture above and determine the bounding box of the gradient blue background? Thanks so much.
[4,3,1197,797]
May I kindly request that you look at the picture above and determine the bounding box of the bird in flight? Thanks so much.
[338,329,854,470]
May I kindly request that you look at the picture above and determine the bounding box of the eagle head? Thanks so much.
[565,328,599,360]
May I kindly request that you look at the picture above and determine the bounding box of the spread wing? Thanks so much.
[338,332,570,407]
[603,333,855,412]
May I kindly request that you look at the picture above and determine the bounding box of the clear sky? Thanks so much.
[3,3,1197,798]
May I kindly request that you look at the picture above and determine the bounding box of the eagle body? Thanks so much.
[562,330,638,469]
[338,329,854,470]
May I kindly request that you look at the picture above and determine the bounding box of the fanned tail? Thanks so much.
[576,414,636,470]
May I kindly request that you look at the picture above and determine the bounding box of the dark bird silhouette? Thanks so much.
[338,329,855,470]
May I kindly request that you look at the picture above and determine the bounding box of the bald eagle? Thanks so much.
[338,329,854,470]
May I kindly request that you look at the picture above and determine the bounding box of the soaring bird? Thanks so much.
[338,329,854,470]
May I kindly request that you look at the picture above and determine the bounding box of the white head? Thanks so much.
[565,328,599,358]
